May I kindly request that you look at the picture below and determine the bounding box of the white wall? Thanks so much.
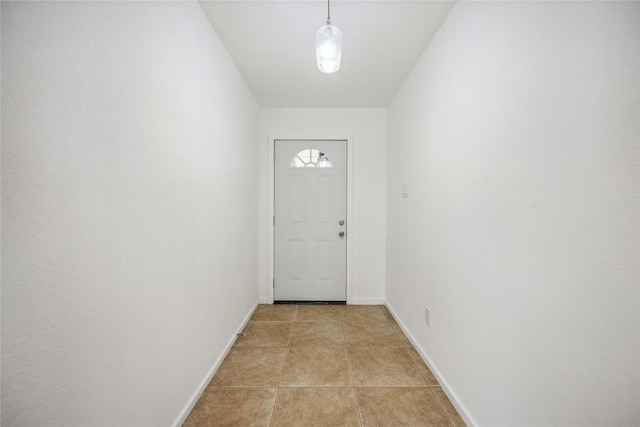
[1,2,259,425]
[259,109,387,304]
[386,2,639,425]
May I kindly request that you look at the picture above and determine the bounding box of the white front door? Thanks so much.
[274,140,347,302]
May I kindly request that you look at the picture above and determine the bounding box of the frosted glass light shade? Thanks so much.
[315,24,342,73]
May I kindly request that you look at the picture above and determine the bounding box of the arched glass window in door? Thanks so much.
[290,149,332,168]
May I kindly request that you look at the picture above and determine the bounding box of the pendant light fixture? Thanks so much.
[315,0,342,73]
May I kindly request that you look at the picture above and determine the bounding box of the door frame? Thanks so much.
[267,135,354,304]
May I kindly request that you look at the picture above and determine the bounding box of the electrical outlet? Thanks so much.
[424,307,430,327]
[401,184,409,198]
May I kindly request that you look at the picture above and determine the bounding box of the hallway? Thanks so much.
[3,1,637,425]
[184,305,465,426]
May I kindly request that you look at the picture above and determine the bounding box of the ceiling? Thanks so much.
[199,1,455,108]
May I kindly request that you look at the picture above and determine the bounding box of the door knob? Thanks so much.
[339,231,345,237]
[339,220,345,226]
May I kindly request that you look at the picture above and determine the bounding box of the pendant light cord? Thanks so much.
[327,0,331,25]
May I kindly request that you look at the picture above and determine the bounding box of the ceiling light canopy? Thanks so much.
[315,0,342,73]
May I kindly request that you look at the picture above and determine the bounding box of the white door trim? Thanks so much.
[267,134,354,304]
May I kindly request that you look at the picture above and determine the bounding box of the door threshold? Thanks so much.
[274,301,346,305]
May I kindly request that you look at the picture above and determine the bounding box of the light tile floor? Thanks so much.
[184,304,466,426]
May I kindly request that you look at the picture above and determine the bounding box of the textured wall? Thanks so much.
[259,109,387,303]
[1,1,259,425]
[386,1,639,425]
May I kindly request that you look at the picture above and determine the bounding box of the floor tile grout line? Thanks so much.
[342,317,364,426]
[353,386,364,426]
[428,386,457,427]
[210,384,431,388]
[407,347,438,388]
[401,346,430,387]
[268,388,280,427]
[268,307,296,427]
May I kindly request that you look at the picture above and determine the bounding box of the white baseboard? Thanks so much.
[384,301,477,427]
[348,298,385,305]
[171,300,259,427]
